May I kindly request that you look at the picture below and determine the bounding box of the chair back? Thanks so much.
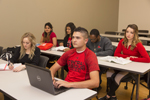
[105,31,118,42]
[138,30,149,33]
[112,46,117,56]
[39,55,49,68]
[0,46,3,56]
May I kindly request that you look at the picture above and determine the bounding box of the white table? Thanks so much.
[0,60,97,100]
[41,50,64,56]
[41,50,150,100]
[111,42,150,52]
[101,34,150,41]
[97,57,150,100]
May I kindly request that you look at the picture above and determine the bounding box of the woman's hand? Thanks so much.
[8,63,14,70]
[13,65,26,72]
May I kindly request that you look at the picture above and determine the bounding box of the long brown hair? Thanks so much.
[123,24,141,50]
[20,32,36,60]
[43,22,53,42]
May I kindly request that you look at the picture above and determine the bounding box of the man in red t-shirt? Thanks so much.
[50,27,100,89]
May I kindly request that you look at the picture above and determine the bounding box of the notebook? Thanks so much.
[99,56,132,65]
[25,63,69,95]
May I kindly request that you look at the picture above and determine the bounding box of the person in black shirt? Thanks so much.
[9,32,40,72]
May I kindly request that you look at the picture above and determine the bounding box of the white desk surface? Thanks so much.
[111,42,150,52]
[97,57,150,74]
[0,62,97,100]
[41,50,64,56]
[101,34,150,41]
[40,50,150,74]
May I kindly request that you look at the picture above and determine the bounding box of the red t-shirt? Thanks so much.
[67,37,72,48]
[57,48,100,82]
[114,39,150,63]
[42,32,56,43]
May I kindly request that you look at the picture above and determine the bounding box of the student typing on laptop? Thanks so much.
[50,27,100,89]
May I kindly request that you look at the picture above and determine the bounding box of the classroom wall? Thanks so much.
[0,0,119,48]
[118,0,150,32]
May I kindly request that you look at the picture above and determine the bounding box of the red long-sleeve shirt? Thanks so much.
[114,39,150,63]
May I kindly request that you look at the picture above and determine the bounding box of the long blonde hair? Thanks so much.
[19,32,36,60]
[123,24,141,50]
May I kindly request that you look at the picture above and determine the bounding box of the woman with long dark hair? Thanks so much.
[63,22,76,52]
[40,22,58,47]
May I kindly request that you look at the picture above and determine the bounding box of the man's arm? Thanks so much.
[56,70,99,89]
[50,62,62,81]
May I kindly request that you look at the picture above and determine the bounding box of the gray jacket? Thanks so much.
[86,35,113,56]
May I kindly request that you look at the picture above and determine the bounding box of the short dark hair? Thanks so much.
[74,27,88,39]
[90,29,100,37]
[65,22,76,36]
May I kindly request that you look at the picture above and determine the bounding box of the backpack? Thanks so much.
[0,47,16,61]
[0,51,13,61]
[38,43,53,50]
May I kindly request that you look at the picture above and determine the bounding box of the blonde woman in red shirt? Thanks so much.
[99,24,150,100]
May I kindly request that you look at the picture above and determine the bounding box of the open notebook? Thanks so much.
[99,56,132,65]
[0,63,22,71]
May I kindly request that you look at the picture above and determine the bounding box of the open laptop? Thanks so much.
[25,63,69,95]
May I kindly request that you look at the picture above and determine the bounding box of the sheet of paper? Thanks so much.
[0,63,22,70]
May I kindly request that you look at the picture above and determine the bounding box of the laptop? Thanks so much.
[25,63,69,95]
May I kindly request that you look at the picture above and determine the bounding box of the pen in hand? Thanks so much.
[8,61,14,70]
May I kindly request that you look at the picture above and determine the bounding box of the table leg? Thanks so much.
[135,74,140,100]
[147,72,150,97]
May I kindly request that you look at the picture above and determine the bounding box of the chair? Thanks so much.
[120,32,125,36]
[57,39,64,46]
[0,46,3,56]
[122,29,126,32]
[130,72,150,100]
[106,72,136,100]
[105,31,118,42]
[138,30,149,33]
[38,55,49,68]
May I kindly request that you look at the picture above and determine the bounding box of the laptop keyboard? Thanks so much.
[54,86,67,91]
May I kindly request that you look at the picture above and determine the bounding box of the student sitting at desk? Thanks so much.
[40,22,58,47]
[8,32,40,72]
[50,27,100,89]
[99,24,150,100]
[86,29,113,86]
[62,22,76,52]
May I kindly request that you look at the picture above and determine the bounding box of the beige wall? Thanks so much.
[0,0,119,48]
[118,0,150,32]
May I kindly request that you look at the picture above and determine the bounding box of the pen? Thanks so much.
[4,64,7,70]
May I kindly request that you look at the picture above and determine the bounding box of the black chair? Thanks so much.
[131,72,150,100]
[138,30,149,33]
[38,55,49,68]
[122,29,126,32]
[122,29,149,33]
[105,31,118,42]
[0,46,3,56]
[57,39,64,46]
[106,73,136,100]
